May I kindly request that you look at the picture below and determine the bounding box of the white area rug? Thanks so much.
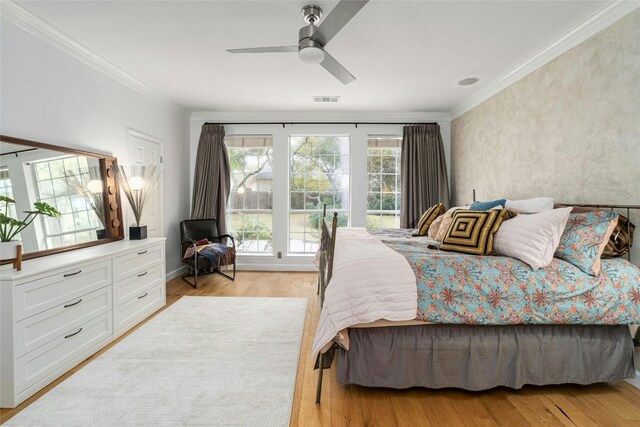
[7,296,307,427]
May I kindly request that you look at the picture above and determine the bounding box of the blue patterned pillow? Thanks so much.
[554,211,618,276]
[470,199,506,211]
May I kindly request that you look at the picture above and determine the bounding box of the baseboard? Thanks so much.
[166,264,316,279]
[166,267,184,282]
[236,263,317,272]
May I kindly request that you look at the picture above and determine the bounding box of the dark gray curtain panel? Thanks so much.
[400,124,450,228]
[191,124,230,234]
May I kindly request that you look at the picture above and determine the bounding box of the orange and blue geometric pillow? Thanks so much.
[439,209,515,255]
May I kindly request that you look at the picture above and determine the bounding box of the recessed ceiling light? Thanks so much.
[457,77,479,86]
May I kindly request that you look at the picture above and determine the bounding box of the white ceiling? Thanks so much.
[16,0,609,113]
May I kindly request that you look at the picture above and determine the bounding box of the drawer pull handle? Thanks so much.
[137,271,148,278]
[63,270,82,277]
[64,299,83,308]
[138,292,148,299]
[137,250,148,255]
[64,328,83,339]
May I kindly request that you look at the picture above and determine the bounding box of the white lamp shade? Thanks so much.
[298,46,325,64]
[129,176,145,191]
[87,179,103,194]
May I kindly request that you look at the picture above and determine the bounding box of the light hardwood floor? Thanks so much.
[2,271,640,426]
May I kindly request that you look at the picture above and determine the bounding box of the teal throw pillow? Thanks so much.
[470,199,506,211]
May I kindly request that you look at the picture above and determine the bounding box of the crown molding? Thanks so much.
[451,0,640,119]
[190,111,452,123]
[1,1,190,118]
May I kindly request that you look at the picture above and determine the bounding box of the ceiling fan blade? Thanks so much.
[320,51,355,85]
[311,0,368,46]
[227,46,298,54]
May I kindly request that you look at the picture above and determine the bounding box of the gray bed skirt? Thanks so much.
[336,324,635,390]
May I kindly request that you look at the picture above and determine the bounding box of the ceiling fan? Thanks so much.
[226,0,369,85]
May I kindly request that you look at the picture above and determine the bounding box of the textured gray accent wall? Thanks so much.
[451,10,640,265]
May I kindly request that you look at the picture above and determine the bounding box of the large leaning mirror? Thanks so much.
[0,135,124,261]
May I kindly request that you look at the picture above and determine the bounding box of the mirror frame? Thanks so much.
[0,134,124,261]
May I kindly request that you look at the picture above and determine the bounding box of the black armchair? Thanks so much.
[180,219,236,288]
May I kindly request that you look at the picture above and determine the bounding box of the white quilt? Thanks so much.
[311,228,417,358]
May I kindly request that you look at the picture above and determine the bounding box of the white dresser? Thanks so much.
[0,238,166,408]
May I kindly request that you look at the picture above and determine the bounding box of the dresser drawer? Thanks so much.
[14,260,111,321]
[15,286,112,358]
[114,263,163,306]
[114,283,165,335]
[113,244,163,282]
[15,312,113,394]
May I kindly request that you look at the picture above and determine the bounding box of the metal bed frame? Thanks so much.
[315,207,338,404]
[313,200,639,404]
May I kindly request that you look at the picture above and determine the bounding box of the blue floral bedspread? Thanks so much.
[369,228,640,325]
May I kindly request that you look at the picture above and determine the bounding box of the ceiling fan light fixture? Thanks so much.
[299,46,325,64]
[226,0,368,84]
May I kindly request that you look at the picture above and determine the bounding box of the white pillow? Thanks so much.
[505,197,554,212]
[494,207,572,270]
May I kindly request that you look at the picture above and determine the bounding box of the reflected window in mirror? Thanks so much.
[28,155,103,249]
[0,167,17,219]
[0,167,20,241]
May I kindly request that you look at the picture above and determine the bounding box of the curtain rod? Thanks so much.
[0,148,39,157]
[204,122,438,128]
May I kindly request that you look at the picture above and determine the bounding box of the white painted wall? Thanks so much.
[0,20,190,278]
[190,112,451,271]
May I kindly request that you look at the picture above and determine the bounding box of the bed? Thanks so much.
[312,205,640,403]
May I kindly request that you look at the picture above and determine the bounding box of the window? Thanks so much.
[32,156,102,248]
[290,136,350,253]
[367,137,401,229]
[226,136,273,253]
[0,167,17,220]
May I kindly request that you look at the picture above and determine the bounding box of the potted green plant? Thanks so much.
[0,195,61,259]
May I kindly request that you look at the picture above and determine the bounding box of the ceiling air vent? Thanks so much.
[313,96,340,103]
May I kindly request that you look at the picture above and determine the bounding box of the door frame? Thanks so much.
[125,128,164,238]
